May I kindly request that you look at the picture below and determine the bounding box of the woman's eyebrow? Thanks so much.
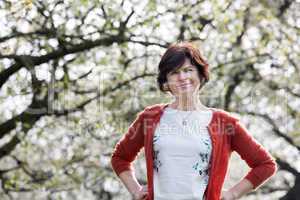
[170,65,194,73]
[181,65,194,69]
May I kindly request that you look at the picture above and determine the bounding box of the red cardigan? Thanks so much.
[111,104,277,200]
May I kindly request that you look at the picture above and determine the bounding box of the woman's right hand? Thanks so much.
[132,185,148,200]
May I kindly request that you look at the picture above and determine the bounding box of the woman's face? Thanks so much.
[166,58,201,97]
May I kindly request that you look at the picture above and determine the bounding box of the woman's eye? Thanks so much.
[184,68,193,72]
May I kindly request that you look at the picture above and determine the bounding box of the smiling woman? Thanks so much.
[157,42,210,111]
[167,62,201,94]
[157,42,209,93]
[111,41,277,200]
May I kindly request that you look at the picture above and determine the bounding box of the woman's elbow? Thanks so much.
[265,158,278,178]
[271,159,278,176]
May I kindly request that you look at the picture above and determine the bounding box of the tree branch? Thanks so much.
[0,35,127,90]
[0,135,20,159]
[53,72,155,116]
[278,0,293,17]
[276,157,300,176]
[244,111,300,152]
[0,29,56,43]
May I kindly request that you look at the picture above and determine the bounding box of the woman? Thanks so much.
[111,42,277,200]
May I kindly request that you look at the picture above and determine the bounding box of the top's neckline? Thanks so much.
[164,103,213,112]
[160,103,217,128]
[165,106,212,113]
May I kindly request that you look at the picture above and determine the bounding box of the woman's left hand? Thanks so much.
[220,190,238,200]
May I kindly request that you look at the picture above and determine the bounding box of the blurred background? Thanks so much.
[0,0,299,199]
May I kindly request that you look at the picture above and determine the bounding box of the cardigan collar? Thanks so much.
[153,103,217,127]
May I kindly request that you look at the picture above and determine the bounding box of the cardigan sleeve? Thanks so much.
[231,119,277,189]
[110,110,146,176]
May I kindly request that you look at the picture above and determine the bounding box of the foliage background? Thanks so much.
[0,0,299,199]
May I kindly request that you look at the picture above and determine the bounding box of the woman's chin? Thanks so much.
[174,89,195,96]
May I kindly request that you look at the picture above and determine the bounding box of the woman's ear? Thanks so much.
[163,83,169,91]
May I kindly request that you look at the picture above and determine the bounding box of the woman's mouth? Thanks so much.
[177,83,192,88]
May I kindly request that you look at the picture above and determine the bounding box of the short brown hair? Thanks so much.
[157,42,209,92]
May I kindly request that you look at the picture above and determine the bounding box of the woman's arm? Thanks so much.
[111,110,145,175]
[119,170,148,200]
[111,110,148,199]
[221,179,253,200]
[228,118,277,199]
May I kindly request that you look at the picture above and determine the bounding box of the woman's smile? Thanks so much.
[177,82,193,89]
[166,59,201,96]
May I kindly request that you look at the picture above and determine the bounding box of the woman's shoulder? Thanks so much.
[144,103,167,111]
[210,107,240,122]
[141,103,167,116]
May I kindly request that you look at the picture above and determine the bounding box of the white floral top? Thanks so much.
[153,107,213,200]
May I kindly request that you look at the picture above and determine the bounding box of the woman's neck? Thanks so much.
[170,95,208,111]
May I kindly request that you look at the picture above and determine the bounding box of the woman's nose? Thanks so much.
[177,71,188,80]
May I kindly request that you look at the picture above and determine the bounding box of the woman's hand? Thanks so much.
[220,190,238,200]
[132,185,148,200]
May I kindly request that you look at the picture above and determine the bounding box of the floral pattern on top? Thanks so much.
[192,138,211,185]
[153,134,162,172]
